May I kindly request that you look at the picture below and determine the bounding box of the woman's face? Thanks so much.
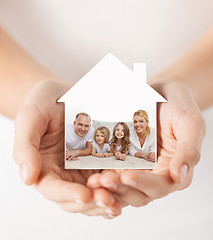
[115,124,124,139]
[133,115,148,134]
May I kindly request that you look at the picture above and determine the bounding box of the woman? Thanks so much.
[129,110,155,162]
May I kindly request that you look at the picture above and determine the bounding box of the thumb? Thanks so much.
[170,143,200,184]
[170,112,206,184]
[13,107,44,185]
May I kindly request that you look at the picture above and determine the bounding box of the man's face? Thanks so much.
[74,115,91,137]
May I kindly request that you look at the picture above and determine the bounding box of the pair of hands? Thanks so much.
[115,152,126,161]
[66,150,79,161]
[136,152,155,162]
[13,80,206,218]
[95,152,112,158]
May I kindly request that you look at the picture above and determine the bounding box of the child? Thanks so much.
[110,122,130,161]
[92,126,113,158]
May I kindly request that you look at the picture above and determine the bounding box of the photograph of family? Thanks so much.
[65,110,156,169]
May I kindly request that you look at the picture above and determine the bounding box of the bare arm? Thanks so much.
[2,26,121,218]
[0,26,70,118]
[88,26,210,209]
[91,146,104,157]
[105,152,114,157]
[149,26,213,110]
[110,145,117,156]
[134,152,148,159]
[91,146,97,156]
[78,142,93,156]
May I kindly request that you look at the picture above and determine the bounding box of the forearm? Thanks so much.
[149,27,213,110]
[0,26,69,118]
[79,147,92,156]
[92,148,99,157]
[134,152,144,158]
[110,147,117,156]
[106,152,114,157]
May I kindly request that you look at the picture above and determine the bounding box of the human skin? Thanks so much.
[111,124,127,161]
[92,130,105,158]
[13,80,122,218]
[2,25,213,216]
[133,114,155,162]
[87,27,213,207]
[92,130,114,158]
[0,26,122,218]
[66,115,93,160]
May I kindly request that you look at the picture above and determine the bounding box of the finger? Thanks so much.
[93,188,117,207]
[148,155,155,162]
[170,144,200,184]
[84,198,122,217]
[13,107,45,185]
[58,201,95,213]
[87,173,102,188]
[171,111,206,184]
[59,188,122,217]
[34,172,93,203]
[66,156,71,160]
[120,170,177,199]
[99,171,151,207]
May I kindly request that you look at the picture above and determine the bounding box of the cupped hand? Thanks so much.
[13,80,121,218]
[87,81,206,207]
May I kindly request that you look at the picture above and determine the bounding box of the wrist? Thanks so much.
[148,75,202,110]
[75,150,81,156]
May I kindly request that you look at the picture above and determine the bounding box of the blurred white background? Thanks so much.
[0,1,213,239]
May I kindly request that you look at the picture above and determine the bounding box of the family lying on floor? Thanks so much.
[66,110,155,162]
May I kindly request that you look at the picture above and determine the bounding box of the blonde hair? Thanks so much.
[133,110,151,137]
[94,126,110,143]
[110,122,130,154]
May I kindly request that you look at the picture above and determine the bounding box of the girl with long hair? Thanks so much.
[110,122,130,161]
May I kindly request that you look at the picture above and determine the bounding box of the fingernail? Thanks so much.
[75,199,85,204]
[180,164,188,183]
[20,164,29,183]
[108,214,115,219]
[96,201,107,208]
[105,208,114,215]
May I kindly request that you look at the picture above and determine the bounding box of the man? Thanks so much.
[66,112,94,160]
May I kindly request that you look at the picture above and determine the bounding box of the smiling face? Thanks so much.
[74,115,91,137]
[95,130,105,145]
[133,115,149,135]
[115,124,125,139]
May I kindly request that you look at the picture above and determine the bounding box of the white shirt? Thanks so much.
[115,144,130,155]
[116,145,122,152]
[92,142,110,154]
[66,124,94,151]
[129,127,155,156]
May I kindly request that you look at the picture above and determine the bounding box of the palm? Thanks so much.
[29,84,100,193]
[90,82,205,207]
[14,81,116,217]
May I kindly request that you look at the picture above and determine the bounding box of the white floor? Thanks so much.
[65,155,155,169]
[1,106,213,240]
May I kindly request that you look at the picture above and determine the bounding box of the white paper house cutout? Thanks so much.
[58,53,167,169]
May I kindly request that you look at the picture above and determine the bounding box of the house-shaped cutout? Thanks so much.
[58,53,166,169]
